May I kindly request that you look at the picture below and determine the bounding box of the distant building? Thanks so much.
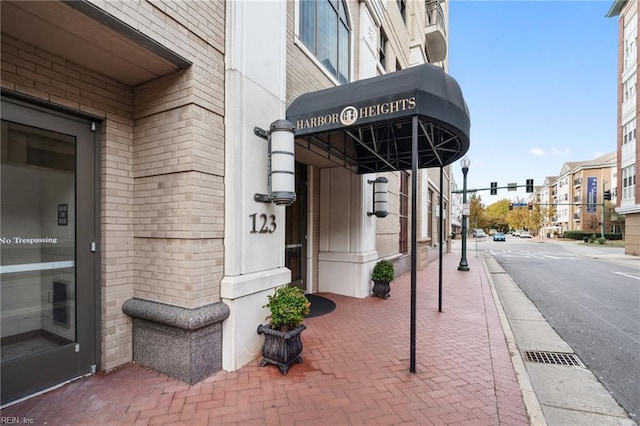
[538,153,617,235]
[607,0,640,255]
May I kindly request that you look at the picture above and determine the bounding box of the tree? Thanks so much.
[485,199,510,232]
[585,213,599,233]
[486,199,510,218]
[545,204,557,225]
[526,203,544,235]
[468,193,486,231]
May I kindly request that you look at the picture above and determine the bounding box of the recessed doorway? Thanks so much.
[0,97,98,405]
[285,163,307,292]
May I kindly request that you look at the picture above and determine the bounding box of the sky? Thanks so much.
[448,0,619,206]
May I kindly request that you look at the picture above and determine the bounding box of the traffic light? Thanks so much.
[528,202,533,210]
[603,190,611,201]
[526,179,534,193]
[490,182,497,195]
[508,202,514,211]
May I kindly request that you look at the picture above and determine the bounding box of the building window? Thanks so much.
[623,118,636,145]
[397,0,406,23]
[299,0,350,84]
[622,165,636,201]
[623,15,637,72]
[399,174,408,253]
[379,28,387,70]
[623,74,636,102]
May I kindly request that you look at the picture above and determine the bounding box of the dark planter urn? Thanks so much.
[257,324,306,375]
[372,280,391,299]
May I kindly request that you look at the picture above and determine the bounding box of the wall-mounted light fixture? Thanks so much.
[254,119,296,206]
[367,176,389,217]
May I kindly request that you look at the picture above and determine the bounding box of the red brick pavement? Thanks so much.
[1,253,529,425]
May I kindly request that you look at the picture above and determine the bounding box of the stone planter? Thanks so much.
[372,280,391,299]
[257,324,306,375]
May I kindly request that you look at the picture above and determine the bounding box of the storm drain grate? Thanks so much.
[523,351,585,367]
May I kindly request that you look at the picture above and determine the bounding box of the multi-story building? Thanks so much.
[541,153,617,235]
[607,0,640,255]
[0,0,469,405]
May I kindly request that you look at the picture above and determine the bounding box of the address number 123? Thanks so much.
[249,213,276,234]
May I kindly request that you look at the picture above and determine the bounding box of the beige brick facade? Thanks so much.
[1,0,225,370]
[2,0,458,402]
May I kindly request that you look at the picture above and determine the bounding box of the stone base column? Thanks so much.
[122,299,230,385]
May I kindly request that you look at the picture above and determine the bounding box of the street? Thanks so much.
[478,236,640,422]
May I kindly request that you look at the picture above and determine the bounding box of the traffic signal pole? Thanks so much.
[601,180,605,239]
[452,183,531,194]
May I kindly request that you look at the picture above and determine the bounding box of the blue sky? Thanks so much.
[448,0,618,205]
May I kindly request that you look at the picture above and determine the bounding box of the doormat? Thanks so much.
[304,294,336,318]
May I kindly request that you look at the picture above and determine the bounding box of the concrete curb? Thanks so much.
[481,253,548,426]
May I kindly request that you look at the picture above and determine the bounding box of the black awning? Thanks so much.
[286,63,470,174]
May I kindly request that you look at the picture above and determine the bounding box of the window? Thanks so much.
[623,14,637,72]
[622,165,636,201]
[299,0,350,84]
[623,74,636,102]
[623,118,636,145]
[399,174,408,253]
[379,28,387,69]
[397,0,406,23]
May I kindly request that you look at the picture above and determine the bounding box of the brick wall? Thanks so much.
[1,34,135,370]
[1,0,226,370]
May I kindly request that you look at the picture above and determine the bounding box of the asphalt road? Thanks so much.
[483,237,640,422]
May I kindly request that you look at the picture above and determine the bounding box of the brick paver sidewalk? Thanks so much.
[1,253,529,425]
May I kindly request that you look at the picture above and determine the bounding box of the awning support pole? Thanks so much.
[439,166,444,312]
[410,115,418,374]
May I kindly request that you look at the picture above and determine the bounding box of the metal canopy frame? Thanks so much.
[285,64,471,374]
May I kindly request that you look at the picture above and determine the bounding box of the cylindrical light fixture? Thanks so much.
[369,176,389,218]
[269,119,296,205]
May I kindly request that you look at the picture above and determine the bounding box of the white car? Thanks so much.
[473,229,487,238]
[520,231,531,238]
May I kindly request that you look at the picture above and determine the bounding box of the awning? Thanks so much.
[1,0,191,86]
[286,63,470,174]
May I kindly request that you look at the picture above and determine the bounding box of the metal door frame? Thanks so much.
[285,162,307,291]
[0,94,100,405]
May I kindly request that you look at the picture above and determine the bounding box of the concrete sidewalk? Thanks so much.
[2,252,530,425]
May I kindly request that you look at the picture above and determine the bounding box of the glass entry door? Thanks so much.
[1,99,97,405]
[285,163,307,291]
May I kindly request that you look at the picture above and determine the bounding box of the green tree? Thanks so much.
[527,203,544,235]
[468,193,486,231]
[506,199,528,230]
[485,199,510,232]
[486,199,510,218]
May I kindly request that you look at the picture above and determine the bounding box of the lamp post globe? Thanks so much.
[458,156,470,271]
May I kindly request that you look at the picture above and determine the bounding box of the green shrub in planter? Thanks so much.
[371,260,394,299]
[371,260,395,282]
[263,286,310,331]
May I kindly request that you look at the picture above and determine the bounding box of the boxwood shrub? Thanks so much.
[563,231,622,241]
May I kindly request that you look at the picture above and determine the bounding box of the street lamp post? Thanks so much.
[458,156,470,271]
